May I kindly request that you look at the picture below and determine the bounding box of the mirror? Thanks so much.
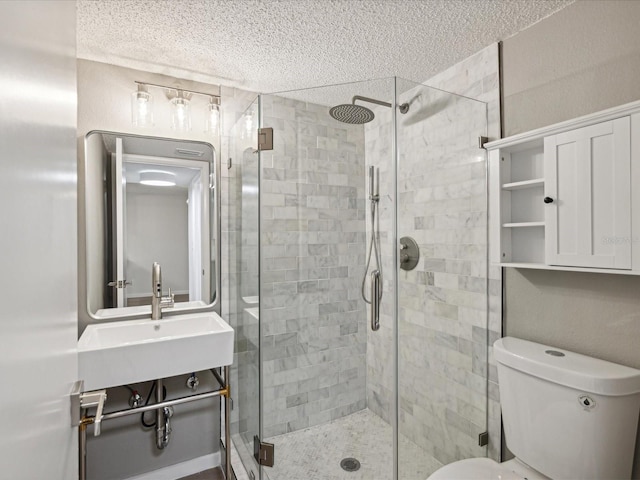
[84,131,219,319]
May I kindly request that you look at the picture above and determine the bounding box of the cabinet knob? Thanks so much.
[543,197,554,204]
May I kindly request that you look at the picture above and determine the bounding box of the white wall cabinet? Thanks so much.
[488,101,640,274]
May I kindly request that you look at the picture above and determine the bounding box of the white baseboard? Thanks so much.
[123,452,221,480]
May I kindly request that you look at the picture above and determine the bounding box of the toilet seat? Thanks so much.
[428,458,550,480]
[428,458,524,480]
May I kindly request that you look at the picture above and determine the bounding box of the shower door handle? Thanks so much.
[371,270,380,331]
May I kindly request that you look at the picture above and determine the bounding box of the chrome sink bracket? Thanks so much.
[70,380,84,427]
[80,389,107,437]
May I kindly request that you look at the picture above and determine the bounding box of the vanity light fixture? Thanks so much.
[139,170,176,187]
[131,81,221,134]
[131,83,154,127]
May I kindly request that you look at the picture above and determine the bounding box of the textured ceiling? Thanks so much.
[77,0,573,94]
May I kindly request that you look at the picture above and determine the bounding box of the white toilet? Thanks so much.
[428,337,640,479]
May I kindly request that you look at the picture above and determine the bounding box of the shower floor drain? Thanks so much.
[340,457,361,472]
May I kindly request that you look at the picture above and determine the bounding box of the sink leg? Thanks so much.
[224,365,231,480]
[79,415,87,480]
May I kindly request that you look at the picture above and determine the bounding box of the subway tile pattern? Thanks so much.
[364,45,502,469]
[425,45,502,463]
[258,95,368,438]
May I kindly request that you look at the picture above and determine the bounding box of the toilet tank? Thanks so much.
[495,337,640,480]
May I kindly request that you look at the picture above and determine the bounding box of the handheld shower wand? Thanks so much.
[362,166,383,331]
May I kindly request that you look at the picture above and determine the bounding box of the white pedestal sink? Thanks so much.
[78,312,234,391]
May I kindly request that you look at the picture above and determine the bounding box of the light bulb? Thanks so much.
[131,84,154,127]
[242,112,253,139]
[205,102,220,134]
[171,94,191,131]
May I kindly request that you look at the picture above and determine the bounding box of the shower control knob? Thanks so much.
[543,197,554,204]
[399,236,420,271]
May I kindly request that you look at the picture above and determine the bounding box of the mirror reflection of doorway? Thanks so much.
[107,146,210,308]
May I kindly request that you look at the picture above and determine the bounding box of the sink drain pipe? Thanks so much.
[155,378,171,449]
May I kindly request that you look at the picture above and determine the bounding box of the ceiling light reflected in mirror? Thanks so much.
[139,170,177,187]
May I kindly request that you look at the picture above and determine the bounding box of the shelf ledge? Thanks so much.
[502,222,545,228]
[494,262,636,275]
[502,178,544,190]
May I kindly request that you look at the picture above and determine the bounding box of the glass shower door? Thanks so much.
[257,79,398,480]
[228,97,262,480]
[395,79,490,478]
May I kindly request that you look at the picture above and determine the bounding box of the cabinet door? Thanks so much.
[544,117,631,269]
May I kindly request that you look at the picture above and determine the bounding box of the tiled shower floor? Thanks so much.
[263,409,442,480]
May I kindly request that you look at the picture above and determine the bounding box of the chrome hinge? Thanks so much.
[478,431,489,447]
[478,136,489,149]
[258,127,274,151]
[70,380,84,427]
[254,435,275,467]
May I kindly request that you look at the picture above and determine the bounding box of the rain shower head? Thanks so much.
[329,103,375,124]
[329,95,409,124]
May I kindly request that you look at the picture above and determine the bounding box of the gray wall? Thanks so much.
[77,59,222,334]
[0,1,78,477]
[502,0,640,475]
[503,0,640,137]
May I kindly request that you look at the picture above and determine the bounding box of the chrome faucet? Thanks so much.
[151,262,174,320]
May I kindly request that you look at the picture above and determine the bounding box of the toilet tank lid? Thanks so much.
[494,337,640,396]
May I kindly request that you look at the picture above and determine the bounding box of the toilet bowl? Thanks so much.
[427,337,640,480]
[428,458,549,480]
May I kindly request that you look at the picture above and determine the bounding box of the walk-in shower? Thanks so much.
[228,77,490,480]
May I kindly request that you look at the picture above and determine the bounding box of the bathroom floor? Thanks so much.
[179,468,225,480]
[179,438,251,480]
[263,409,441,480]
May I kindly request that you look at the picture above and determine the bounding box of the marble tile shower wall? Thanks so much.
[425,45,502,462]
[259,95,368,437]
[365,47,501,468]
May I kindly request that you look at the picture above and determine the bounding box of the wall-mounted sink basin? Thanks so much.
[78,312,234,391]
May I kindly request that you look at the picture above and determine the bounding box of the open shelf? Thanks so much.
[502,178,544,190]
